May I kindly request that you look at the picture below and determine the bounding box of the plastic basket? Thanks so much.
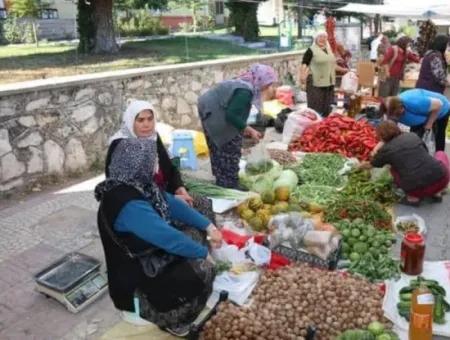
[272,241,341,270]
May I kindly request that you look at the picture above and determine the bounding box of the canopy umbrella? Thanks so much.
[336,3,450,19]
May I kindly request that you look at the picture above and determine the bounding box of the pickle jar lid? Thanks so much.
[404,232,424,244]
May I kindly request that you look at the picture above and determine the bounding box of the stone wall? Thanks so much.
[0,51,303,193]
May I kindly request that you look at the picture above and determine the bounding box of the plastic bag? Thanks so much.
[394,214,427,236]
[242,239,271,266]
[281,108,322,144]
[262,100,287,118]
[341,71,359,93]
[275,86,295,107]
[268,212,314,249]
[422,130,436,155]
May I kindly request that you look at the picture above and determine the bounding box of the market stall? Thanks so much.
[178,74,450,339]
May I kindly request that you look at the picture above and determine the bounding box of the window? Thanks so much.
[0,8,6,19]
[215,1,224,15]
[40,9,58,19]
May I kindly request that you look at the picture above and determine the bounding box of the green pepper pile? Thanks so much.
[397,276,450,324]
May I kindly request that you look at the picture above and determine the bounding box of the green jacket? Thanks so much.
[310,44,336,87]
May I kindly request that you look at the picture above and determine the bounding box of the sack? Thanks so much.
[193,131,209,156]
[422,130,436,155]
[341,71,359,93]
[281,108,322,144]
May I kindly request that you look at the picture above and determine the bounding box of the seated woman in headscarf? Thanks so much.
[106,100,193,205]
[361,120,449,206]
[95,104,222,337]
[198,63,278,189]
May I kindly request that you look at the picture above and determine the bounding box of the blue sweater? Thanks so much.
[114,195,210,259]
[399,89,450,126]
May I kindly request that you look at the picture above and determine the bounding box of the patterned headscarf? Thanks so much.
[95,138,169,220]
[237,63,278,108]
[109,100,157,143]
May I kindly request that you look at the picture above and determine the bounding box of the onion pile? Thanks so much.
[201,264,389,340]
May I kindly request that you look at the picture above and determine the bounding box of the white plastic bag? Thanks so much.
[281,108,322,144]
[422,130,436,155]
[242,239,271,266]
[394,214,427,236]
[341,71,359,93]
[268,212,314,249]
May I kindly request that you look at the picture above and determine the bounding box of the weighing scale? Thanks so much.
[34,252,108,313]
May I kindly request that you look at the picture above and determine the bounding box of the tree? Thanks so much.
[226,0,267,42]
[77,0,167,54]
[9,0,46,46]
[169,0,207,33]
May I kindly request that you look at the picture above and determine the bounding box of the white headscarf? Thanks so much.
[313,30,333,54]
[109,100,157,144]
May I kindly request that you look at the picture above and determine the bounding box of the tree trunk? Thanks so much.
[93,0,119,54]
[192,7,197,33]
[32,20,39,48]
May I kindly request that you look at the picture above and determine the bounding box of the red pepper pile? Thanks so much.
[288,114,379,161]
[325,16,337,53]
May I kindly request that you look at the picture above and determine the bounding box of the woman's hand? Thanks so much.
[243,126,262,141]
[175,186,193,206]
[207,224,223,249]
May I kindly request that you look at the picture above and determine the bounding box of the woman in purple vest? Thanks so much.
[416,35,449,94]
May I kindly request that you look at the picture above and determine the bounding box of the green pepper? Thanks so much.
[434,294,446,324]
[397,301,411,310]
[400,293,412,301]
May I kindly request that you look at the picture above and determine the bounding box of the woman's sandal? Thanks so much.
[399,197,421,207]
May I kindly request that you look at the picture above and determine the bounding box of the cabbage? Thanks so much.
[273,169,298,191]
[239,161,282,193]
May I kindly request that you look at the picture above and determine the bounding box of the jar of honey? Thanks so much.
[401,232,425,275]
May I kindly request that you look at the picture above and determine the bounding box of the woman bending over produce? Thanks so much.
[95,101,222,337]
[106,100,193,205]
[384,88,450,151]
[198,64,278,189]
[362,120,449,206]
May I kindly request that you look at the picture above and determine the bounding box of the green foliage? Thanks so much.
[115,0,168,11]
[118,10,169,37]
[77,0,95,53]
[170,0,208,33]
[10,0,40,18]
[2,15,34,43]
[226,0,262,41]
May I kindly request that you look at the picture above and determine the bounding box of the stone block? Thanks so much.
[161,97,176,110]
[18,116,37,127]
[0,99,15,117]
[27,146,43,174]
[82,117,99,134]
[65,138,87,172]
[75,88,96,101]
[36,111,59,127]
[58,94,70,103]
[0,178,23,191]
[127,78,144,90]
[214,70,224,83]
[44,140,64,174]
[25,98,50,112]
[0,129,12,157]
[185,91,198,104]
[1,152,25,181]
[176,98,190,115]
[72,104,96,122]
[180,115,192,126]
[98,92,113,106]
[191,80,202,91]
[17,132,43,148]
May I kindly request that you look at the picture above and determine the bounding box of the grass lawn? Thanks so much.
[0,37,259,84]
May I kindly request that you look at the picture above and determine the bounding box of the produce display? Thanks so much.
[395,221,419,234]
[337,322,399,340]
[184,177,254,200]
[324,198,393,230]
[289,153,347,187]
[267,149,297,165]
[341,169,398,204]
[201,264,389,340]
[293,184,339,207]
[397,276,450,324]
[349,253,400,283]
[289,115,378,161]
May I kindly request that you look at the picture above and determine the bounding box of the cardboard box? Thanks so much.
[357,61,376,88]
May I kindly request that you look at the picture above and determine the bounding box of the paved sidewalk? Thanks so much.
[0,150,449,339]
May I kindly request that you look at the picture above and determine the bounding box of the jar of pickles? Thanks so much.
[401,232,425,275]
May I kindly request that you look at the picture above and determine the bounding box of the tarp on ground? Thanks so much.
[336,3,450,19]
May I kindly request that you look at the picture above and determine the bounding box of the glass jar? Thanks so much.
[401,232,425,275]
